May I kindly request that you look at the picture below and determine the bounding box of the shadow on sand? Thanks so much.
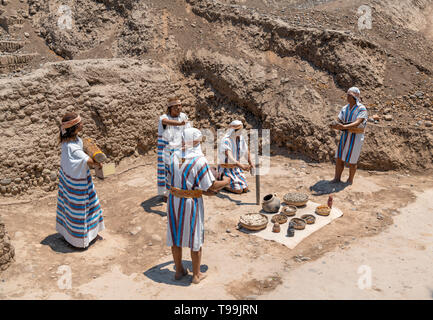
[141,195,167,217]
[143,260,208,286]
[40,233,100,253]
[309,180,350,196]
[216,190,257,206]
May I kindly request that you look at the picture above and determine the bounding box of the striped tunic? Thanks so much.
[218,135,248,191]
[335,103,368,164]
[166,153,215,251]
[56,137,105,248]
[157,112,189,196]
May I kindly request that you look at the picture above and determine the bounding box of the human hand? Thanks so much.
[222,176,231,185]
[240,164,250,171]
[203,190,217,196]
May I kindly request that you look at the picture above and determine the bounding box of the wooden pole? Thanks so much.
[255,149,260,205]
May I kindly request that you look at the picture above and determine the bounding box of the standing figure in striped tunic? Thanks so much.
[166,128,230,284]
[157,97,190,200]
[56,113,105,248]
[218,120,253,194]
[331,87,368,185]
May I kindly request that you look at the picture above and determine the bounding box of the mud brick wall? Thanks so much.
[0,58,190,197]
[0,53,37,74]
[0,217,14,271]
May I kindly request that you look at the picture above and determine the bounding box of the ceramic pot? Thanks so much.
[262,193,281,213]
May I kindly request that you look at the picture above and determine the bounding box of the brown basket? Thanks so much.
[283,193,309,207]
[239,213,268,231]
[271,214,288,225]
[290,218,306,230]
[315,205,331,216]
[301,214,316,225]
[281,205,297,217]
[284,200,308,207]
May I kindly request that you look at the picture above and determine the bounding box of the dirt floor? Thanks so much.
[0,153,432,299]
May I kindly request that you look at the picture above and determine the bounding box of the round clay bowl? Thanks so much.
[290,218,306,230]
[315,205,331,216]
[281,205,297,217]
[301,214,316,225]
[271,213,288,224]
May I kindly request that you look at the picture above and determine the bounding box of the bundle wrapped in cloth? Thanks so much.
[83,138,115,179]
[83,138,107,163]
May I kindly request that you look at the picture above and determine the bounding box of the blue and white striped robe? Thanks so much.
[335,103,368,164]
[218,135,248,191]
[166,153,215,251]
[157,113,189,196]
[56,137,105,248]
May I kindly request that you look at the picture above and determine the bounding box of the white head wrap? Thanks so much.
[347,87,361,103]
[229,120,243,128]
[218,120,248,164]
[225,120,244,138]
[175,127,204,159]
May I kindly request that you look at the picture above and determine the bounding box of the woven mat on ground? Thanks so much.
[240,201,343,249]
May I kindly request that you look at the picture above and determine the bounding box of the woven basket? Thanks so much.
[283,193,309,207]
[281,205,297,217]
[315,205,331,216]
[239,213,268,231]
[271,214,288,225]
[290,218,306,230]
[301,214,316,224]
[284,200,308,207]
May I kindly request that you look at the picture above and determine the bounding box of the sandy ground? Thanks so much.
[0,154,432,300]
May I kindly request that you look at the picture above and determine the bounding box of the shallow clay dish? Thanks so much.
[315,205,331,216]
[281,205,297,217]
[290,218,306,230]
[283,192,309,207]
[271,213,288,225]
[239,213,268,231]
[301,214,316,224]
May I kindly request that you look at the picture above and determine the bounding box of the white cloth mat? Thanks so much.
[240,201,343,249]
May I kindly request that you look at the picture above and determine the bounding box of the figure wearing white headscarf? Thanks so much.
[165,127,230,284]
[157,98,191,197]
[332,87,368,184]
[218,120,253,194]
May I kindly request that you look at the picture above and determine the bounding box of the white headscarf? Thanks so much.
[219,120,248,163]
[347,87,361,103]
[223,120,243,139]
[174,127,204,159]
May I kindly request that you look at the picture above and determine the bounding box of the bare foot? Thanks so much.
[191,273,207,284]
[225,187,242,194]
[96,235,104,241]
[174,266,188,280]
[330,179,341,184]
[345,180,353,185]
